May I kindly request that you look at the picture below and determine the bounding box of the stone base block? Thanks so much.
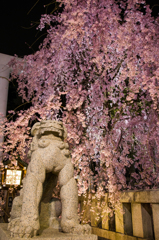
[0,224,98,240]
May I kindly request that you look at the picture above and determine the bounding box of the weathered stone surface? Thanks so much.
[131,203,143,238]
[39,199,62,230]
[7,121,94,238]
[92,227,147,240]
[152,203,159,240]
[0,224,98,240]
[120,189,159,203]
[115,203,124,234]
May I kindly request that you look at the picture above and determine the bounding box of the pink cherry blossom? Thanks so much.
[2,0,159,215]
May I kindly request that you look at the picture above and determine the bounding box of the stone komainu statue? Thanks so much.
[8,120,91,238]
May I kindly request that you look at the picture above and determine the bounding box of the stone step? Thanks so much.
[0,223,98,240]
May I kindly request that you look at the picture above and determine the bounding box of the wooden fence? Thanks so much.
[79,189,159,240]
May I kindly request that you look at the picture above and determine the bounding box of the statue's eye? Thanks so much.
[38,139,50,148]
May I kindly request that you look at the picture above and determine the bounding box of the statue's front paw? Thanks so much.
[61,221,92,235]
[8,218,20,231]
[8,218,39,238]
[72,224,92,234]
[11,225,38,238]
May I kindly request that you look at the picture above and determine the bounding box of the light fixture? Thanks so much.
[5,169,22,186]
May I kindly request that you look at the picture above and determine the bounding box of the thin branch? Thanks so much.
[151,4,159,10]
[25,42,35,53]
[44,0,56,8]
[27,0,40,15]
[21,23,39,30]
[30,33,47,48]
[7,101,32,121]
[0,76,10,82]
[50,7,59,15]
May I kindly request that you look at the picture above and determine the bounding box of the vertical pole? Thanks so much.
[0,53,13,162]
[102,193,109,230]
[152,204,159,240]
[115,203,124,234]
[131,203,144,238]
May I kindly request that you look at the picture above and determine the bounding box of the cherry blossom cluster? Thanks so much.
[2,0,159,214]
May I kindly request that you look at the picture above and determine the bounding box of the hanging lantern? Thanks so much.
[2,159,27,188]
[1,160,28,222]
[5,169,22,186]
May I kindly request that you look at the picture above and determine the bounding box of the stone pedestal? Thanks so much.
[0,223,98,240]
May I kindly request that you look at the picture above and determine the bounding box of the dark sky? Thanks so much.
[0,0,52,57]
[0,0,159,58]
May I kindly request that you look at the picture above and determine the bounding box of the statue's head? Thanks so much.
[31,120,67,140]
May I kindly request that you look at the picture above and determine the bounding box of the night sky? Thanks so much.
[0,0,54,57]
[0,1,56,112]
[0,0,158,57]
